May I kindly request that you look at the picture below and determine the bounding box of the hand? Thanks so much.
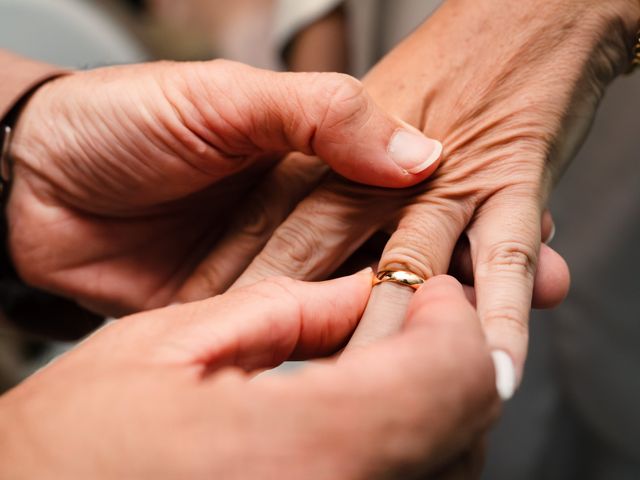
[197,0,637,381]
[7,59,442,317]
[349,0,639,380]
[0,272,499,479]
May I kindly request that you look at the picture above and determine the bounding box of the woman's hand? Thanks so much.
[205,0,638,381]
[6,59,442,316]
[0,272,499,479]
[349,0,639,380]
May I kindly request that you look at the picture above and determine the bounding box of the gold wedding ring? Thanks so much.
[373,270,425,291]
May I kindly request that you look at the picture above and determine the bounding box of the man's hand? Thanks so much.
[6,59,442,316]
[0,272,499,479]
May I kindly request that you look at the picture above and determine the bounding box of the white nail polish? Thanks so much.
[544,224,556,244]
[388,129,442,174]
[491,350,517,401]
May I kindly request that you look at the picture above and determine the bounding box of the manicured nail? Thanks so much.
[491,350,517,401]
[388,129,442,174]
[544,223,556,244]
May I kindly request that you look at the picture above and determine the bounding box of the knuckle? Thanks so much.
[260,219,324,278]
[482,305,530,340]
[317,74,369,131]
[381,200,470,280]
[381,231,446,281]
[235,196,276,240]
[193,262,227,296]
[323,73,366,102]
[478,240,538,279]
[381,246,437,280]
[251,188,362,280]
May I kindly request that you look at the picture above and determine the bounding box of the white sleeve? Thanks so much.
[272,0,345,53]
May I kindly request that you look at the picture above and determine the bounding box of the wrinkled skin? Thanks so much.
[0,273,500,479]
[7,59,441,317]
[180,0,638,375]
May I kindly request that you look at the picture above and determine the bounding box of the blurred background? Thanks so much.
[1,1,639,479]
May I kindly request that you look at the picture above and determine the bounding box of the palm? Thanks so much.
[11,159,271,316]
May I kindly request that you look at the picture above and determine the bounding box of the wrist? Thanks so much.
[2,75,58,268]
[0,73,103,340]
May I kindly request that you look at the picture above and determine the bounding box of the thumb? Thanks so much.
[404,275,484,334]
[128,269,374,372]
[190,60,442,188]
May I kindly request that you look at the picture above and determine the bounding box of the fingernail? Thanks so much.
[388,129,442,174]
[491,350,517,401]
[544,223,556,244]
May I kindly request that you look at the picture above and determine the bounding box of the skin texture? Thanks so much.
[8,3,574,333]
[0,273,500,479]
[6,59,442,317]
[4,2,623,476]
[1,58,504,478]
[186,0,638,378]
[351,0,639,375]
